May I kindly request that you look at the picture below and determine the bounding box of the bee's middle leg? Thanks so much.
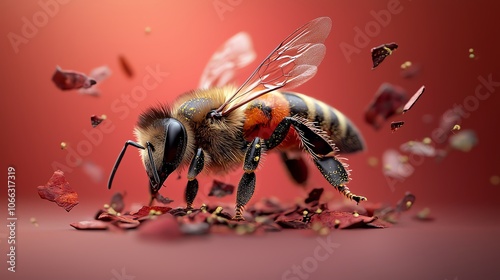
[233,138,262,221]
[185,148,204,210]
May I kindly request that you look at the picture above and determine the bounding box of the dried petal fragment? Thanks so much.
[118,55,134,78]
[311,211,383,229]
[382,149,414,180]
[403,85,425,113]
[449,130,478,152]
[208,180,235,198]
[70,220,109,230]
[371,42,398,69]
[52,66,96,90]
[391,121,405,132]
[37,170,79,212]
[130,206,172,219]
[400,140,436,157]
[304,188,324,205]
[394,192,415,213]
[365,83,408,130]
[155,192,174,204]
[109,192,125,213]
[90,115,106,128]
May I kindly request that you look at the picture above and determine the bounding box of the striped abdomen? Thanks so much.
[243,91,365,154]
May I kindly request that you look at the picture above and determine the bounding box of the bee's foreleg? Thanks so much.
[233,138,262,221]
[185,148,204,210]
[264,117,367,203]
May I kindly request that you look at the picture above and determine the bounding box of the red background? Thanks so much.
[1,1,499,279]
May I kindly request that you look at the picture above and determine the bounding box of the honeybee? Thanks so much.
[108,17,367,220]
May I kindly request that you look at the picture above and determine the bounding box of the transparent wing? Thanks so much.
[216,17,332,116]
[198,32,256,89]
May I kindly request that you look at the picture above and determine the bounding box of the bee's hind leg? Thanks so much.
[185,148,205,211]
[264,117,367,203]
[233,138,262,221]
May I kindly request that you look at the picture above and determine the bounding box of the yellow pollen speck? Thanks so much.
[469,48,474,53]
[255,144,261,148]
[469,53,475,59]
[422,137,432,145]
[334,219,341,225]
[254,156,260,161]
[452,124,461,131]
[353,212,359,217]
[400,155,409,163]
[318,227,330,236]
[189,108,195,111]
[60,142,67,150]
[315,208,322,214]
[406,201,412,208]
[400,61,412,69]
[302,210,308,216]
[101,114,107,120]
[367,157,378,167]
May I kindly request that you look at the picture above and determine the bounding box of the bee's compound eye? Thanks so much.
[162,119,188,173]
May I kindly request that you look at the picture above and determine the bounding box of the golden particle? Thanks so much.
[302,210,308,216]
[452,124,461,131]
[399,155,409,163]
[318,227,330,236]
[315,208,322,214]
[400,61,412,69]
[60,142,67,150]
[422,137,432,145]
[254,156,260,162]
[367,156,379,167]
[469,53,475,59]
[353,212,359,217]
[490,175,500,186]
[469,48,474,53]
[406,201,412,208]
[417,207,431,219]
[101,114,107,120]
[334,219,341,225]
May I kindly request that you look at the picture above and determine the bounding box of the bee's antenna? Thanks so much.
[108,140,145,189]
[146,141,160,186]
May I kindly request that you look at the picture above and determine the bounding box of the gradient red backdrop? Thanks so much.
[1,1,499,279]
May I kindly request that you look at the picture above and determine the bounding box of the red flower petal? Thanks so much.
[70,220,109,230]
[311,211,383,229]
[52,66,96,90]
[130,206,172,219]
[403,85,425,113]
[37,170,79,212]
[208,180,235,198]
[365,83,408,130]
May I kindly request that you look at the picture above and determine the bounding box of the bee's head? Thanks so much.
[139,118,187,193]
[107,106,188,195]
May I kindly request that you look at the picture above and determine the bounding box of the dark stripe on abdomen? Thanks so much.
[282,92,308,119]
